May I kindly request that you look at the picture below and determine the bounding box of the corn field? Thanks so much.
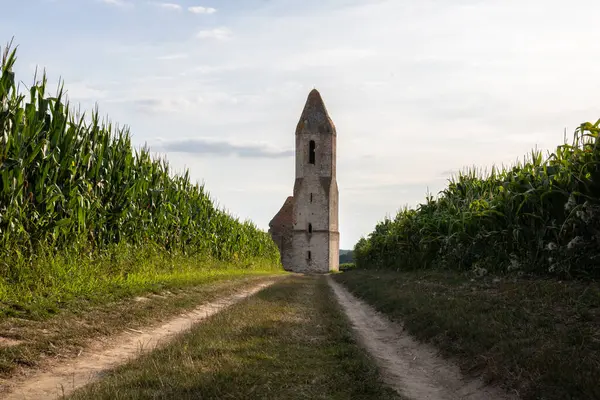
[355,120,600,278]
[0,44,280,287]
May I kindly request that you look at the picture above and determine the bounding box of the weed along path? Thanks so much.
[327,277,517,400]
[4,280,277,400]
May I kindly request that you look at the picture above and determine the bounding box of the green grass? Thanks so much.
[334,269,600,400]
[67,276,399,400]
[0,273,284,378]
[0,245,282,320]
[339,263,356,271]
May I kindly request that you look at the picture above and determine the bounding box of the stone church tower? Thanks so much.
[269,89,339,273]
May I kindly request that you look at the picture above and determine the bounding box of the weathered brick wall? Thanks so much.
[292,175,332,273]
[269,89,339,273]
[292,231,330,273]
[291,89,339,273]
[268,196,294,271]
[329,232,340,272]
[328,177,339,272]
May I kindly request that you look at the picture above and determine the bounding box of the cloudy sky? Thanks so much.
[1,0,599,248]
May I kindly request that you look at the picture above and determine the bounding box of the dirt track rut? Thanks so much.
[4,280,275,400]
[328,276,518,400]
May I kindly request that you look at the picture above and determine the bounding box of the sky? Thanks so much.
[1,0,599,249]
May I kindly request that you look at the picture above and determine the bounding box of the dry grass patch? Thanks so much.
[68,276,399,400]
[0,272,281,393]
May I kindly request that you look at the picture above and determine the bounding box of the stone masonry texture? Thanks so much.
[268,196,294,271]
[268,89,339,273]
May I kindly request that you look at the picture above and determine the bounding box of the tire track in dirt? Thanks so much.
[328,276,519,400]
[3,280,277,400]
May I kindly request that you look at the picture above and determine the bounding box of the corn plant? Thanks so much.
[355,117,600,278]
[0,43,280,286]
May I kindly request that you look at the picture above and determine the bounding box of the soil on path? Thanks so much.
[328,276,519,400]
[3,280,276,400]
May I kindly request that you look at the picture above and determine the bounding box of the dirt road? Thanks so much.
[4,281,276,400]
[328,276,518,400]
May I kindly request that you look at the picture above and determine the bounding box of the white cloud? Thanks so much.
[188,6,217,14]
[155,2,182,11]
[64,82,108,101]
[196,27,232,40]
[99,0,132,8]
[26,0,600,247]
[126,91,244,114]
[179,65,232,75]
[157,53,188,60]
[275,47,377,71]
[156,137,294,158]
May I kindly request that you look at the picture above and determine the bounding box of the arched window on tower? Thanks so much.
[308,223,313,234]
[309,140,316,164]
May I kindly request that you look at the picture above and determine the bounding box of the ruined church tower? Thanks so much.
[268,89,339,273]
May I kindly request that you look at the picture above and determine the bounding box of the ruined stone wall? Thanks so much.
[295,131,335,180]
[270,228,294,271]
[291,89,339,273]
[293,176,330,234]
[329,179,340,272]
[269,89,339,273]
[280,231,294,270]
[329,232,340,272]
[292,231,330,273]
[268,196,294,271]
[292,174,332,272]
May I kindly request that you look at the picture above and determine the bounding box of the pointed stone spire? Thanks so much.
[296,89,336,135]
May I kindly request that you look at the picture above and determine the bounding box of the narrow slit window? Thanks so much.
[310,193,313,203]
[308,223,313,234]
[307,251,312,261]
[309,140,316,164]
